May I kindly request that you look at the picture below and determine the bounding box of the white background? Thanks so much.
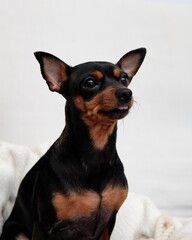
[0,0,192,217]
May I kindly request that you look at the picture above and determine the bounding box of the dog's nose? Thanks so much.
[115,88,132,103]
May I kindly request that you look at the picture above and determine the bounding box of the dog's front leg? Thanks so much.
[99,229,110,240]
[32,222,47,240]
[92,211,116,240]
[99,215,116,240]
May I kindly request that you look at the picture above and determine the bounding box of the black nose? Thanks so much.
[115,88,132,103]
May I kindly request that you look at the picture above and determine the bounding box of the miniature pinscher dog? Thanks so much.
[0,48,146,240]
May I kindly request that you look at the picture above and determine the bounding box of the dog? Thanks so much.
[0,48,146,240]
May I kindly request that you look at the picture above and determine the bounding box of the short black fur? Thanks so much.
[0,48,146,240]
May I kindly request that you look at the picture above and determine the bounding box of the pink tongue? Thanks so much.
[118,106,128,110]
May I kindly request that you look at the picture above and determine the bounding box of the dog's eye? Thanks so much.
[82,78,98,89]
[120,75,129,87]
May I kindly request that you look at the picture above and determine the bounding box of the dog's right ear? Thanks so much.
[117,48,146,79]
[34,52,71,94]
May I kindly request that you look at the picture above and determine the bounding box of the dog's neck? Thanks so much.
[56,103,118,163]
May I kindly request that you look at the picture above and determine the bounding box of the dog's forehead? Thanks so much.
[71,61,119,80]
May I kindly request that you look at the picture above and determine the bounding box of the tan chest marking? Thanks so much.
[52,186,128,221]
[101,185,128,211]
[52,191,101,221]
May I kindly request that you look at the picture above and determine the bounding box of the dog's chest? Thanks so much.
[51,185,128,221]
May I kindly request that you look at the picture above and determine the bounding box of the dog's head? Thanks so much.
[35,48,146,149]
[34,48,146,122]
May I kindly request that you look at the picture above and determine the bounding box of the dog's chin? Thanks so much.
[100,106,130,120]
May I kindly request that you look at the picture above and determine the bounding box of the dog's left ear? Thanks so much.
[34,51,71,94]
[117,48,146,78]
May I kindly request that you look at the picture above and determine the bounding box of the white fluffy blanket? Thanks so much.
[0,142,191,239]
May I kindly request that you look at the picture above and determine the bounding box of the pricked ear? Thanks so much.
[34,51,71,93]
[117,48,146,78]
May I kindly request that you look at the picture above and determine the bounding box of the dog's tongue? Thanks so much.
[117,106,128,110]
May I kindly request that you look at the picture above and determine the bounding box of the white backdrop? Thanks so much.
[0,0,192,217]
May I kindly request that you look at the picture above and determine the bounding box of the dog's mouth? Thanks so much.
[100,105,130,120]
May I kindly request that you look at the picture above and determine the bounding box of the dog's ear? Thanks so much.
[34,51,71,93]
[117,48,146,78]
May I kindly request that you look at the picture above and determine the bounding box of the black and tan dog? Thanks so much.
[0,48,146,240]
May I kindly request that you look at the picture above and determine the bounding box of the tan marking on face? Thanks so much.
[102,185,128,211]
[75,87,118,149]
[113,68,122,78]
[90,70,103,80]
[52,191,101,221]
[15,234,29,240]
